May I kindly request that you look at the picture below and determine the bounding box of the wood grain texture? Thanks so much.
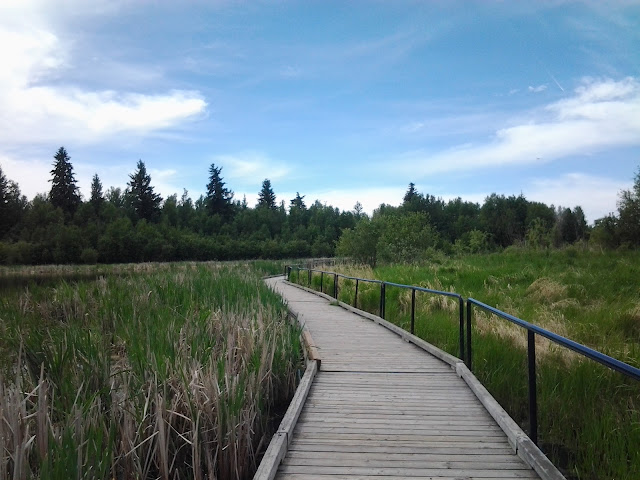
[262,277,544,480]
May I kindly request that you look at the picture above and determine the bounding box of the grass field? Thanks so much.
[293,248,640,480]
[0,261,301,479]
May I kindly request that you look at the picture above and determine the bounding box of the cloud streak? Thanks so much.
[395,77,640,176]
[528,84,547,93]
[214,151,291,186]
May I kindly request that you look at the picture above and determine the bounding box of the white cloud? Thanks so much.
[217,151,291,185]
[395,77,640,175]
[453,173,629,224]
[0,152,52,199]
[525,173,628,223]
[528,84,547,93]
[0,4,207,147]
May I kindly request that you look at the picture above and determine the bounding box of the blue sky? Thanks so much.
[1,1,639,222]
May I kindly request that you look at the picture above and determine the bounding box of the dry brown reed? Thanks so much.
[0,264,300,479]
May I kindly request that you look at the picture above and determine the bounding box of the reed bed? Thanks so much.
[294,249,640,479]
[0,262,301,479]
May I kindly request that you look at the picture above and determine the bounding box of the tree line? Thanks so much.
[0,147,357,264]
[0,148,638,265]
[337,173,640,266]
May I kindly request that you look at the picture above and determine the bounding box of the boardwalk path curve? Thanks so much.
[265,276,545,480]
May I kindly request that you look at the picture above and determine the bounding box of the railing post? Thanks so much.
[354,279,359,308]
[528,330,538,446]
[297,267,300,284]
[320,272,324,294]
[379,283,386,319]
[308,269,311,287]
[459,297,465,362]
[411,288,416,334]
[334,273,338,299]
[466,301,472,370]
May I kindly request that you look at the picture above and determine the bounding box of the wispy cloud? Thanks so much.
[526,173,629,222]
[215,151,291,186]
[0,4,207,147]
[528,84,547,93]
[393,77,640,176]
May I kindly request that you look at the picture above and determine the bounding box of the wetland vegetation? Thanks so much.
[293,248,640,480]
[0,261,301,479]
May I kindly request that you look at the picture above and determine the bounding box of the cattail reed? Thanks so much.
[0,262,302,479]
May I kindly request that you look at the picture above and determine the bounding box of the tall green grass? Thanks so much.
[292,249,640,479]
[0,262,302,479]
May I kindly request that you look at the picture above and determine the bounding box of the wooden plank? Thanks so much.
[285,450,525,462]
[288,441,515,453]
[278,465,539,478]
[277,475,535,480]
[281,457,531,470]
[293,425,505,436]
[253,433,287,480]
[262,277,552,480]
[301,328,321,369]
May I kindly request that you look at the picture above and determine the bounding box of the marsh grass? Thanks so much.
[0,261,302,479]
[294,250,640,479]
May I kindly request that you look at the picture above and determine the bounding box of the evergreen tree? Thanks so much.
[353,201,364,219]
[0,166,26,238]
[290,192,306,211]
[89,173,104,213]
[205,163,234,218]
[127,160,162,222]
[403,182,417,203]
[49,147,81,216]
[257,179,276,209]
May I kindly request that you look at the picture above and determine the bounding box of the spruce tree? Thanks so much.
[49,146,81,216]
[90,173,104,213]
[257,179,276,209]
[290,192,306,211]
[127,160,162,222]
[403,182,417,203]
[205,163,234,218]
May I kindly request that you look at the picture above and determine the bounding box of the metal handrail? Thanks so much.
[467,297,640,446]
[286,265,466,363]
[284,264,640,449]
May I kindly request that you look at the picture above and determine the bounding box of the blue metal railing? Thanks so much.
[467,297,640,445]
[284,263,640,448]
[286,264,466,362]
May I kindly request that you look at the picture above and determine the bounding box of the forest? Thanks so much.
[0,147,638,265]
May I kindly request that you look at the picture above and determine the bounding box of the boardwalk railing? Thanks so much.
[285,263,640,448]
[287,265,467,363]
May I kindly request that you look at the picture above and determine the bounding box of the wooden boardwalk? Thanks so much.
[265,276,543,480]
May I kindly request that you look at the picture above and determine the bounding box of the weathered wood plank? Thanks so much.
[282,454,531,469]
[278,465,539,478]
[258,277,558,480]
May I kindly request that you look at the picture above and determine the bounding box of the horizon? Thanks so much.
[1,1,639,223]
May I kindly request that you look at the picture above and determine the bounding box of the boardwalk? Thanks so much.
[265,276,543,480]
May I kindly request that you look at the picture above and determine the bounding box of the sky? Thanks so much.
[1,0,639,223]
